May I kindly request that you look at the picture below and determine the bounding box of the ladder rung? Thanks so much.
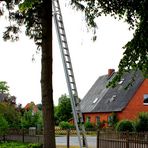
[64,54,69,56]
[67,68,72,71]
[54,6,60,10]
[72,88,76,91]
[60,33,65,37]
[61,40,66,43]
[59,27,64,30]
[66,61,71,63]
[57,19,63,23]
[69,74,73,77]
[63,47,68,50]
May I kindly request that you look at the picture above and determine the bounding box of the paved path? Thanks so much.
[56,136,96,147]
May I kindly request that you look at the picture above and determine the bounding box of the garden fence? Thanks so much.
[0,128,147,148]
[97,130,148,148]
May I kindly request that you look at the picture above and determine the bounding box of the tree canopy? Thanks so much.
[1,0,147,148]
[0,1,54,148]
[71,0,148,86]
[0,81,9,93]
[55,94,72,125]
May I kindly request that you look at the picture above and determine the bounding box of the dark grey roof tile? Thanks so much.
[81,70,144,113]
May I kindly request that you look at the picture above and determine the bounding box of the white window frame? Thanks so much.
[144,94,148,105]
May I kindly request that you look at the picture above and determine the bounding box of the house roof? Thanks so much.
[80,70,144,113]
[24,102,38,113]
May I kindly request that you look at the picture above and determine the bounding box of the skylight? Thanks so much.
[93,98,98,104]
[118,78,124,84]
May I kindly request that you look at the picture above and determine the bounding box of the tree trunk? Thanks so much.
[41,0,56,148]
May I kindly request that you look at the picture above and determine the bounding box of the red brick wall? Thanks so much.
[84,112,112,126]
[118,79,148,120]
[83,79,148,125]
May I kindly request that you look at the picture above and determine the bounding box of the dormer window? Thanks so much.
[110,95,117,102]
[144,94,148,105]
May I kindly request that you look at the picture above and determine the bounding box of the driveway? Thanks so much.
[56,136,96,147]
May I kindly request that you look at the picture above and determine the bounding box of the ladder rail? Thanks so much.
[52,0,88,147]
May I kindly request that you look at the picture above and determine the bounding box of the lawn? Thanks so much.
[0,142,92,148]
[0,141,42,148]
[0,142,27,148]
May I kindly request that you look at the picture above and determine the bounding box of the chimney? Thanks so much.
[108,69,115,77]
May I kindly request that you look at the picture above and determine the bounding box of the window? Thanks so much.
[93,98,98,104]
[108,116,113,126]
[110,95,117,102]
[96,116,100,125]
[86,116,91,123]
[144,94,148,105]
[118,78,124,84]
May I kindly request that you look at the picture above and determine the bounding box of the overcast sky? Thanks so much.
[0,0,134,106]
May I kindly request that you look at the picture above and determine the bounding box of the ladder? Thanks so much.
[52,0,88,147]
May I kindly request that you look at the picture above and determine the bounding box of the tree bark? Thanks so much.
[41,0,56,148]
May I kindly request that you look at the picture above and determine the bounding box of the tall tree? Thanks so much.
[0,0,55,148]
[71,0,148,86]
[55,94,72,124]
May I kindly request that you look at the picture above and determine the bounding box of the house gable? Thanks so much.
[118,79,148,120]
[81,70,144,113]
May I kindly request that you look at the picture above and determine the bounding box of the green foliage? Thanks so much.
[72,0,148,86]
[0,102,21,128]
[59,121,73,129]
[21,109,43,129]
[54,106,59,126]
[84,122,94,129]
[108,112,118,128]
[116,120,135,132]
[0,115,8,135]
[135,112,148,132]
[27,143,43,148]
[0,141,42,148]
[1,0,54,147]
[55,94,72,124]
[19,0,40,12]
[37,104,42,111]
[0,81,9,94]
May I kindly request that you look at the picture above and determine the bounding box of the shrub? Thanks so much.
[116,120,135,132]
[27,143,43,148]
[0,115,8,135]
[59,121,73,129]
[84,122,94,129]
[135,112,148,132]
[108,112,118,128]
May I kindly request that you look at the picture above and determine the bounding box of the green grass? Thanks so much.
[0,141,42,148]
[0,141,28,148]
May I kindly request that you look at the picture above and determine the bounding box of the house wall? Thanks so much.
[83,112,113,126]
[83,79,148,125]
[118,79,148,120]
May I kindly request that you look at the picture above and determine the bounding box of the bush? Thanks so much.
[27,143,43,148]
[108,112,118,128]
[59,121,73,129]
[84,122,94,129]
[135,112,148,132]
[0,115,8,135]
[116,120,135,132]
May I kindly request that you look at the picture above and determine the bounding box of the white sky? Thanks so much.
[0,0,134,106]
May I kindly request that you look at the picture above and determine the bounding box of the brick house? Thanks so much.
[80,69,148,126]
[24,102,38,114]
